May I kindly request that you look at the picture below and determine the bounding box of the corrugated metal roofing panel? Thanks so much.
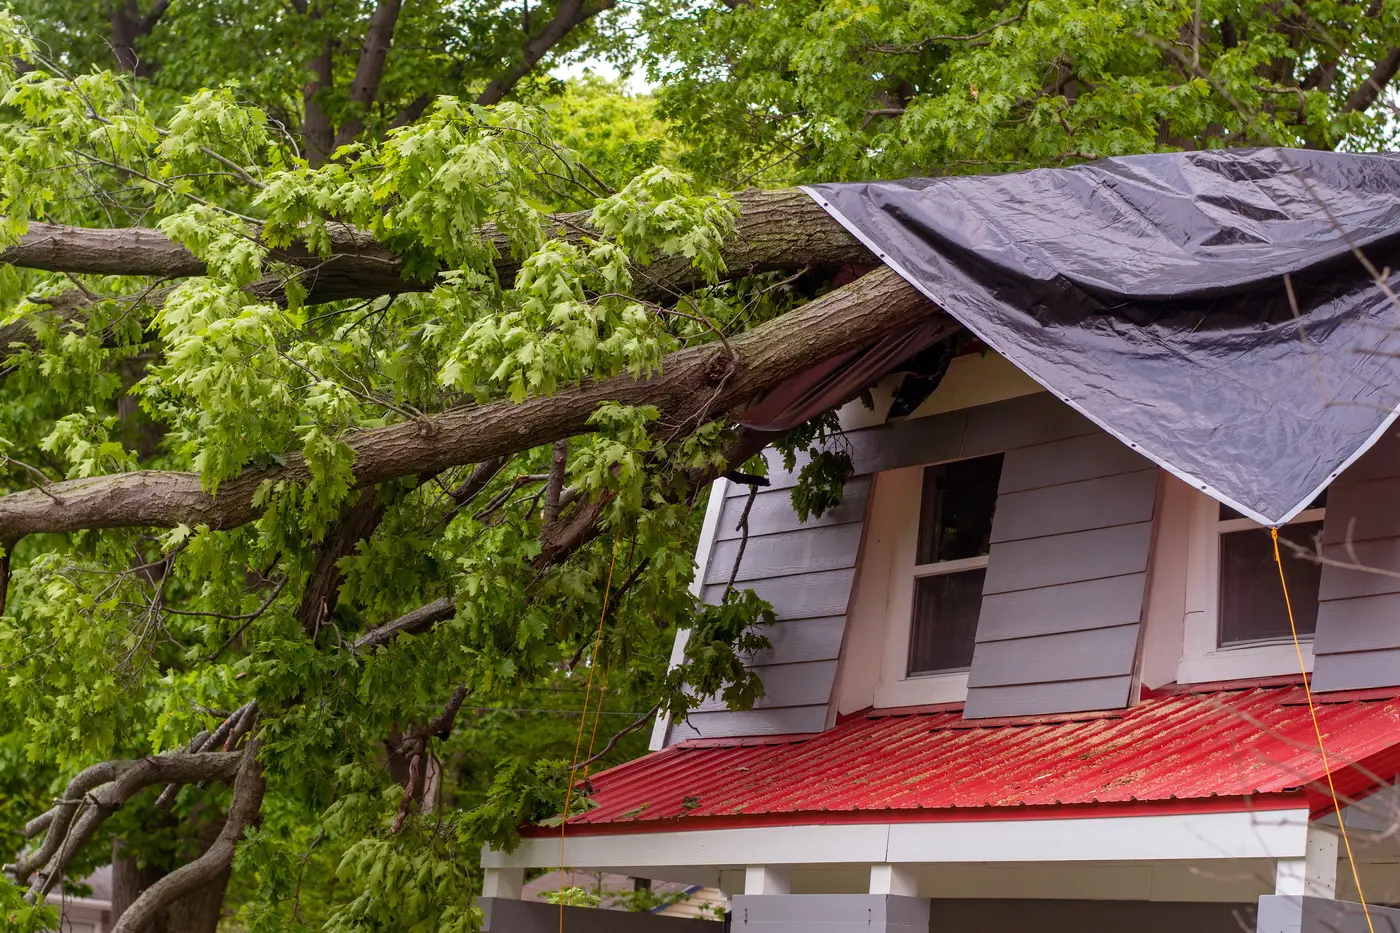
[558,686,1400,833]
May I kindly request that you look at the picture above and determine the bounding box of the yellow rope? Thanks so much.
[1272,527,1375,930]
[557,539,619,932]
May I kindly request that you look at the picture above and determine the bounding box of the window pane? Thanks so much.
[916,455,1004,565]
[1218,521,1322,646]
[908,569,985,674]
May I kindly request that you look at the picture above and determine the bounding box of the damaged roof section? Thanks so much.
[775,149,1400,525]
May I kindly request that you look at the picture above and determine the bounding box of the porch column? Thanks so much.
[732,865,929,932]
[1273,826,1337,898]
[482,867,525,899]
[869,864,918,897]
[744,866,791,895]
[1257,825,1400,932]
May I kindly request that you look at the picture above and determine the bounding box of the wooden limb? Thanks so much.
[110,738,265,933]
[477,1,616,107]
[0,188,868,307]
[1343,47,1400,113]
[390,686,468,833]
[354,597,455,650]
[295,489,387,637]
[0,267,929,540]
[543,439,568,526]
[8,751,245,896]
[334,0,405,149]
[302,31,336,166]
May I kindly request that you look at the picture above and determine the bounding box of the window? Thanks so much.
[1176,486,1327,684]
[907,455,1003,675]
[1217,495,1325,646]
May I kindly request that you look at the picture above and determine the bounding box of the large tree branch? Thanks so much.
[0,188,864,307]
[110,739,265,933]
[477,1,617,107]
[296,488,387,637]
[7,751,245,896]
[1344,47,1400,113]
[354,426,779,650]
[334,0,405,150]
[110,0,172,76]
[0,266,926,541]
[301,0,336,167]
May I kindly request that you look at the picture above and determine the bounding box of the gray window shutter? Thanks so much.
[963,431,1159,719]
[673,471,868,741]
[1312,431,1400,692]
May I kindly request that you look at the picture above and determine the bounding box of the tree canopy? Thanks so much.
[0,1,1395,931]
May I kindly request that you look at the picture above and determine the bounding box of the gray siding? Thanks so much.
[927,899,1257,933]
[964,433,1158,719]
[669,392,1157,743]
[1314,431,1400,691]
[669,475,868,744]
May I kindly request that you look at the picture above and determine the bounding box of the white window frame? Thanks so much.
[1177,489,1320,684]
[873,466,984,708]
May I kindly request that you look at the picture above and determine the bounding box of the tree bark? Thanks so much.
[0,188,870,306]
[301,8,336,167]
[296,488,386,636]
[477,0,617,107]
[0,267,930,541]
[1344,47,1400,113]
[334,0,404,149]
[111,744,265,933]
[110,0,171,76]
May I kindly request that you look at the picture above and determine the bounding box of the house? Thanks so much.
[481,345,1400,933]
[46,865,112,932]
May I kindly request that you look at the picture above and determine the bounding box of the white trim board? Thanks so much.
[484,808,1310,871]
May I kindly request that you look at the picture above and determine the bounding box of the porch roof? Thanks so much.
[544,683,1400,836]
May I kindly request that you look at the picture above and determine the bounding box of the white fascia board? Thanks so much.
[483,809,1310,870]
[484,823,891,870]
[649,477,731,751]
[887,809,1310,863]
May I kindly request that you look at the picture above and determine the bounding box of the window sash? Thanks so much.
[912,554,990,578]
[1215,507,1324,648]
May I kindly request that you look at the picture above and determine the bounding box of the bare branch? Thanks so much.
[8,751,245,896]
[543,439,569,526]
[354,597,455,650]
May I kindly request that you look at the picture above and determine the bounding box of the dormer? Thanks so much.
[655,346,1400,747]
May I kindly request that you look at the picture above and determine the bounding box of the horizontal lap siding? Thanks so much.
[1314,432,1400,691]
[672,481,867,742]
[671,393,1147,742]
[965,433,1158,719]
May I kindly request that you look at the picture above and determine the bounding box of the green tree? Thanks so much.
[0,1,1396,932]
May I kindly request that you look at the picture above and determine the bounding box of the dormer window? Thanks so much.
[908,455,1003,674]
[1178,488,1327,683]
[1217,495,1325,647]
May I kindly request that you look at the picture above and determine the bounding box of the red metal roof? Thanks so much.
[549,685,1400,836]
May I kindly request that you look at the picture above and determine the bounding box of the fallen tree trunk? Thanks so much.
[0,189,871,305]
[0,267,931,539]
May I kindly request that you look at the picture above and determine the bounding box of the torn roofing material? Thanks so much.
[545,685,1400,834]
[797,148,1400,526]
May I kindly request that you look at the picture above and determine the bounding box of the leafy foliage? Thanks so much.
[0,0,1396,929]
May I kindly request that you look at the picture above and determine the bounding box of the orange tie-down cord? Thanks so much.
[1272,527,1375,932]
